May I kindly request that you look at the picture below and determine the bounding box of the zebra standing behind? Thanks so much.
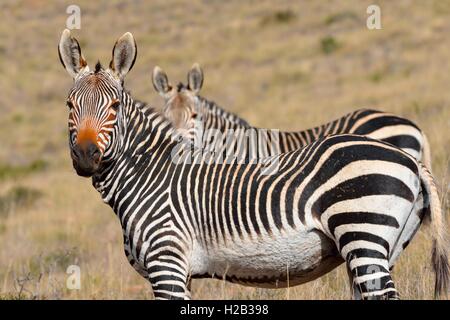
[58,29,448,299]
[152,64,432,171]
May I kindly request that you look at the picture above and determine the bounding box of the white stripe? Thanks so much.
[355,271,390,283]
[341,240,388,258]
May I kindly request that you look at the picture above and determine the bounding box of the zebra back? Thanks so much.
[152,66,429,168]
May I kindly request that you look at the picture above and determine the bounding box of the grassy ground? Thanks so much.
[0,0,449,299]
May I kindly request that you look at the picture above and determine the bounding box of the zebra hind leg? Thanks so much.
[346,264,362,300]
[346,250,399,300]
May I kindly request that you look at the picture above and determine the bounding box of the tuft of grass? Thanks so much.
[320,36,340,55]
[369,71,384,83]
[11,113,25,124]
[273,70,308,85]
[29,249,79,275]
[0,223,6,235]
[0,159,48,181]
[433,0,450,15]
[324,11,358,25]
[260,9,296,26]
[411,101,422,114]
[0,186,43,216]
[0,293,29,300]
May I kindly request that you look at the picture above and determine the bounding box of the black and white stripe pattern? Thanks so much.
[67,68,123,153]
[60,32,448,300]
[154,65,431,170]
[72,77,447,299]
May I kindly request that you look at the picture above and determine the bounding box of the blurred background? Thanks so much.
[0,0,449,299]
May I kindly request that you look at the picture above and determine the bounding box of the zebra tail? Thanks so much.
[421,133,433,173]
[419,163,449,299]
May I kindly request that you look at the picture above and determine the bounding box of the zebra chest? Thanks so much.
[189,228,342,288]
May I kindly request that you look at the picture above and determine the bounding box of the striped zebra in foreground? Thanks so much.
[152,64,432,170]
[58,30,449,300]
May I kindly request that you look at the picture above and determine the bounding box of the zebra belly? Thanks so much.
[190,228,343,288]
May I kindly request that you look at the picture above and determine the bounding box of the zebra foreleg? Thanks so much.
[146,255,191,300]
[123,237,149,278]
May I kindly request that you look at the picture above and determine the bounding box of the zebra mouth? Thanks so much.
[72,158,100,177]
[71,142,102,177]
[73,162,98,177]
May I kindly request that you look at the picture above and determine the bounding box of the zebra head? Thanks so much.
[58,29,137,177]
[152,63,204,137]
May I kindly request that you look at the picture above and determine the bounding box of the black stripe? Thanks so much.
[381,135,421,152]
[346,248,387,261]
[356,275,394,294]
[339,231,390,253]
[353,115,420,135]
[296,138,418,223]
[328,212,399,236]
[354,264,390,276]
[312,174,415,218]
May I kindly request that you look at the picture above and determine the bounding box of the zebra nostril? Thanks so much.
[87,144,101,163]
[92,150,101,163]
[72,145,82,160]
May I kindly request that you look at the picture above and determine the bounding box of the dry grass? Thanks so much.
[0,0,448,299]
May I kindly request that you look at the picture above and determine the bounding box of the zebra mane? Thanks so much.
[172,81,249,126]
[95,61,103,73]
[176,82,186,92]
[197,95,250,127]
[129,94,178,131]
[133,98,163,120]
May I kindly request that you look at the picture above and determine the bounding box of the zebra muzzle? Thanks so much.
[71,142,102,177]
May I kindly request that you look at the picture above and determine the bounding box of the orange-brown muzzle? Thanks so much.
[71,126,102,177]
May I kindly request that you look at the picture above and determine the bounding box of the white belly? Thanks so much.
[189,227,342,288]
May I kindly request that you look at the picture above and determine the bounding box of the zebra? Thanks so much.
[58,29,449,300]
[152,64,432,171]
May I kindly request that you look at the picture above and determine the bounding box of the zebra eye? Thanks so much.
[66,100,74,109]
[111,101,121,111]
[192,112,198,119]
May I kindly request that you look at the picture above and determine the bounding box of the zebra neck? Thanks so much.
[92,96,180,211]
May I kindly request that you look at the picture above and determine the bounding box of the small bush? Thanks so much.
[0,159,48,181]
[0,186,43,216]
[324,11,358,25]
[260,10,296,26]
[320,36,340,55]
[11,113,25,123]
[0,223,6,235]
[369,71,384,83]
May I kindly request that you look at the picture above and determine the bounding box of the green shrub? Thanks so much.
[0,186,43,216]
[0,159,48,181]
[320,36,340,55]
[324,11,358,25]
[261,9,296,26]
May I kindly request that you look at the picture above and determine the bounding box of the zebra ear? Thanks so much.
[58,29,89,78]
[109,32,137,81]
[187,63,203,94]
[152,66,172,97]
